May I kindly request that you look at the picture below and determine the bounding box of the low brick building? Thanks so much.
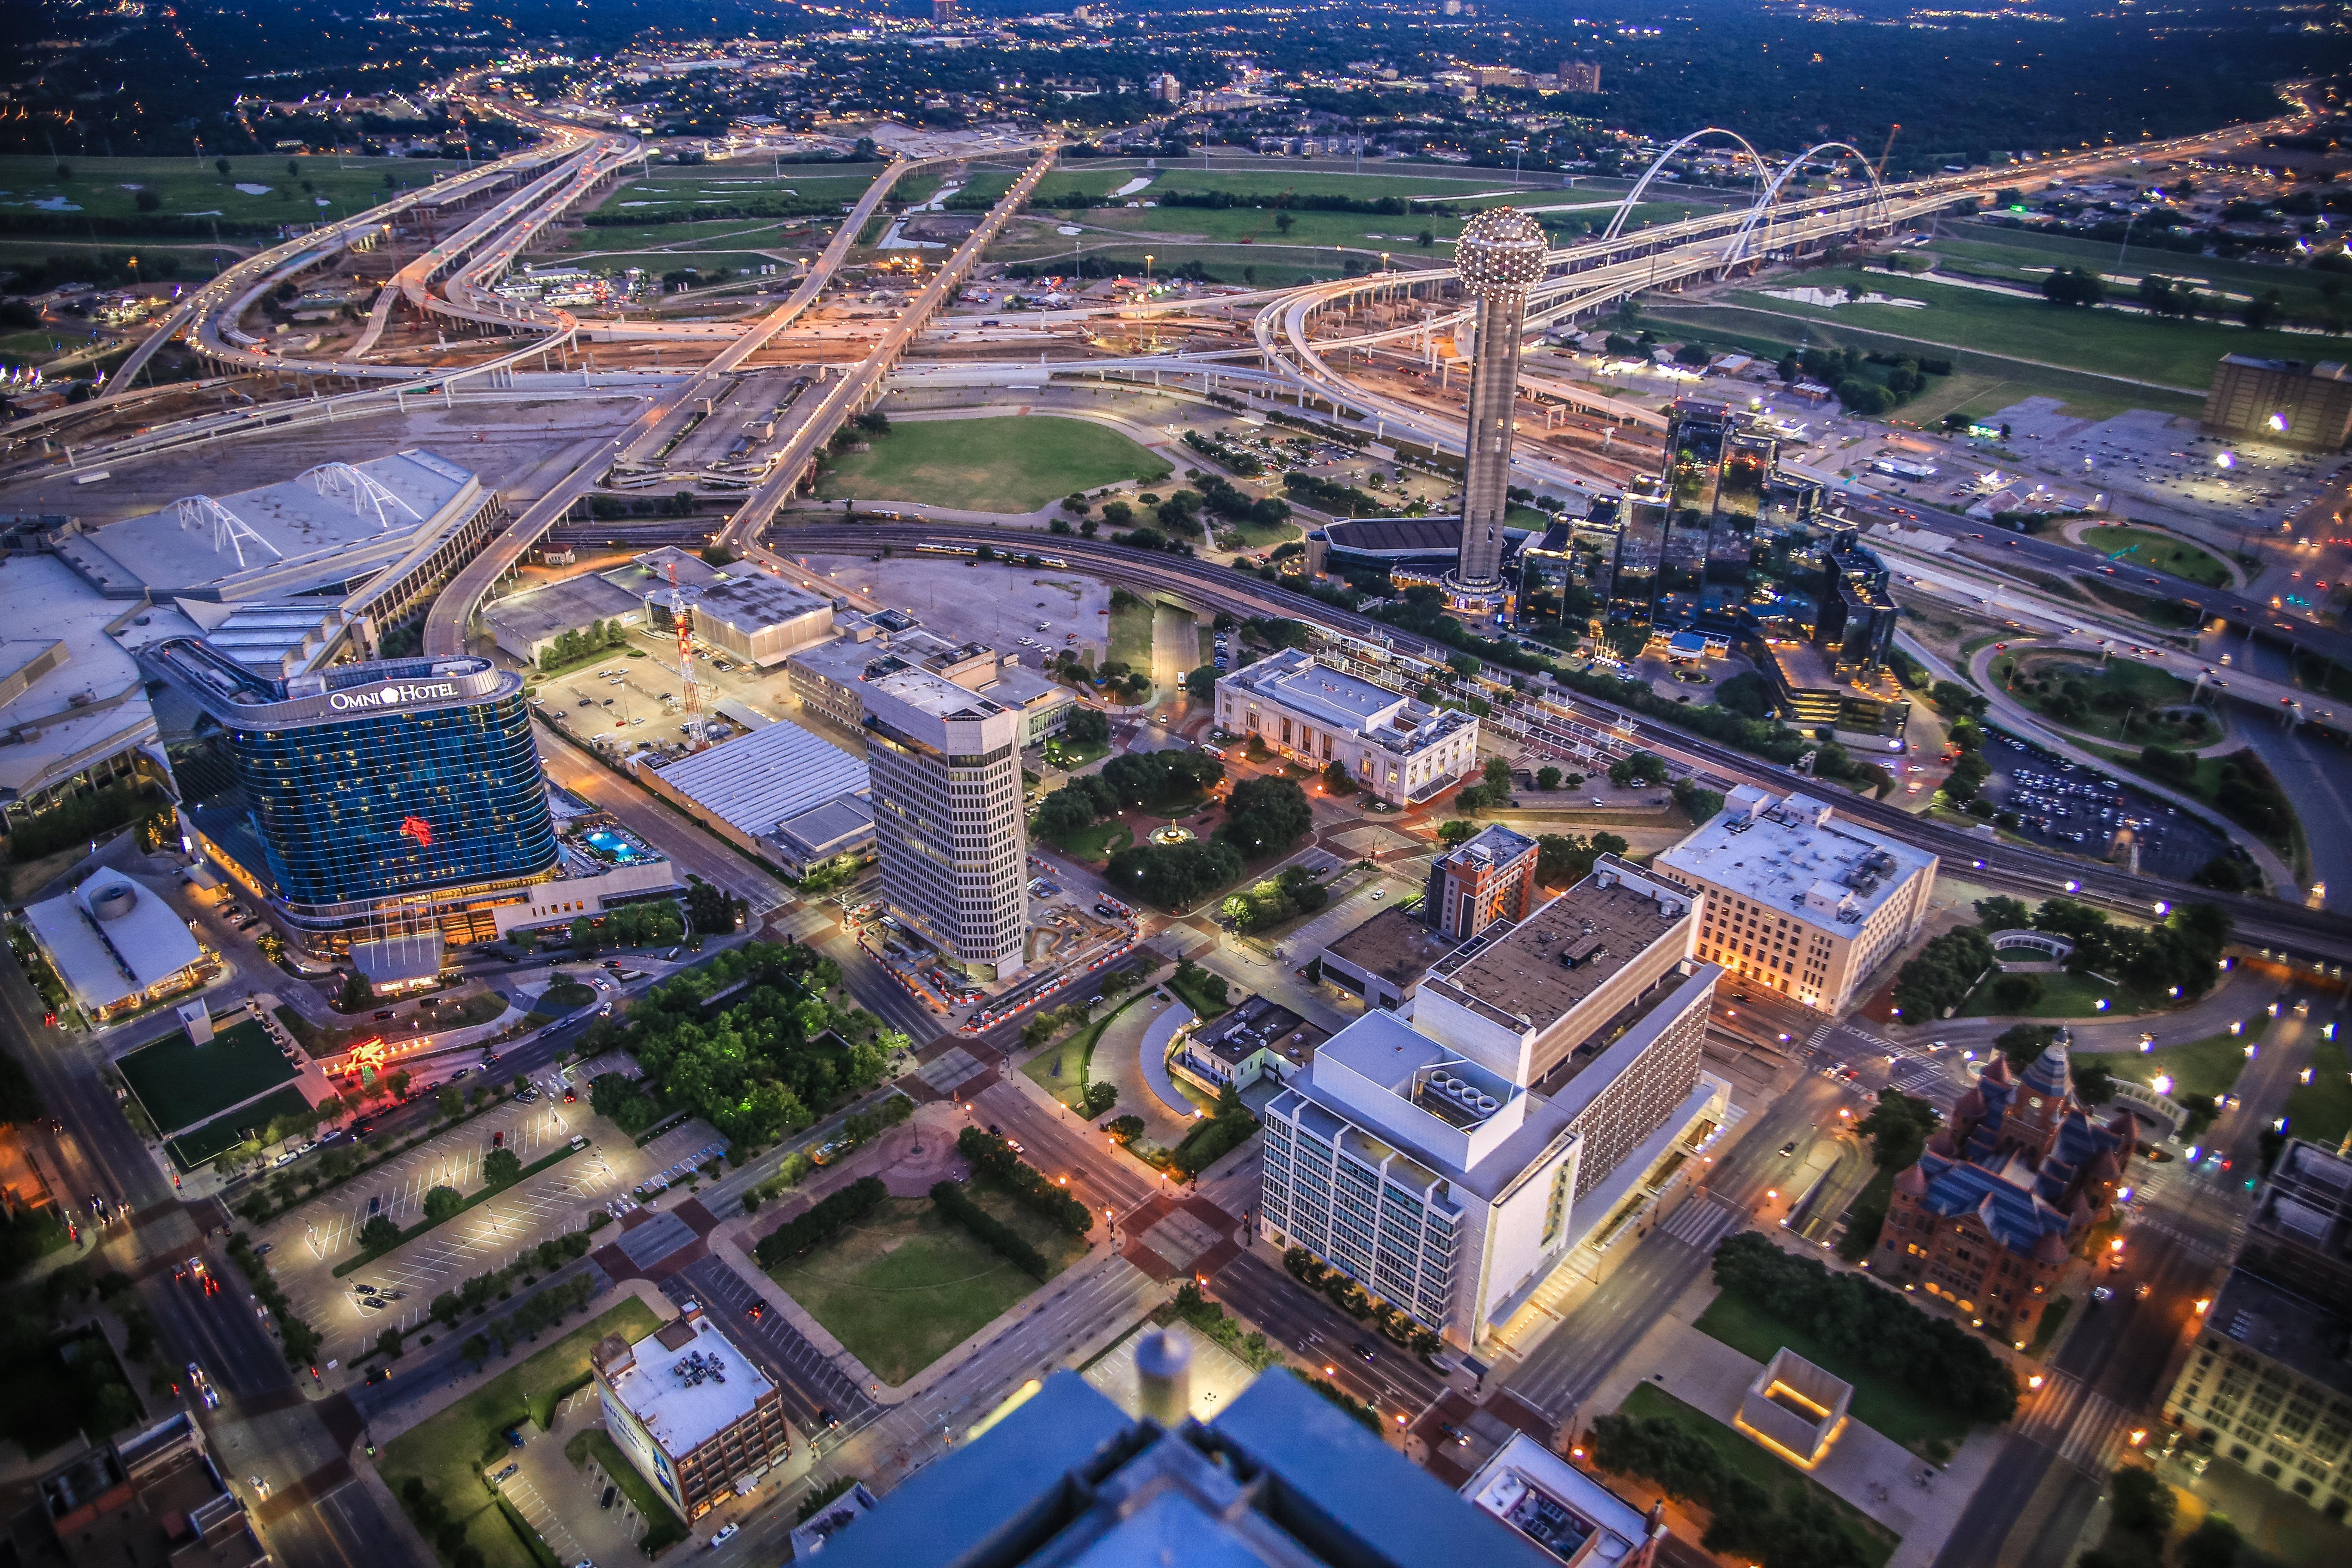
[1875,1043,2132,1345]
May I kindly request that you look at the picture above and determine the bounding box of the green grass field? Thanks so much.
[1927,221,2348,327]
[1641,300,2203,423]
[0,153,462,227]
[1723,268,2321,393]
[381,1298,665,1568]
[119,1019,298,1134]
[767,1190,1087,1385]
[2285,1035,2352,1148]
[2001,651,2202,744]
[2115,1029,2254,1103]
[165,1084,316,1170]
[1040,819,1131,864]
[2077,526,2234,588]
[1690,1292,1975,1458]
[815,416,1171,512]
[1109,597,1155,669]
[1960,967,2160,1020]
[1614,1384,1899,1566]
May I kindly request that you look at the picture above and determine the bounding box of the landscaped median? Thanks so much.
[332,1140,588,1278]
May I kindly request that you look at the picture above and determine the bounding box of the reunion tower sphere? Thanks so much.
[1454,206,1550,298]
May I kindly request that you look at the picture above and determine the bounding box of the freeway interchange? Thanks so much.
[9,85,2350,1568]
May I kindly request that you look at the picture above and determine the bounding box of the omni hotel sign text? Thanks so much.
[328,680,460,713]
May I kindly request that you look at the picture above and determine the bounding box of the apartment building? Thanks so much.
[1426,824,1540,941]
[1214,649,1479,805]
[1653,785,1936,1013]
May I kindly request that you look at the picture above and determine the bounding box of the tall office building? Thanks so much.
[1265,859,1727,1348]
[1557,58,1603,93]
[2159,1139,2352,1516]
[860,662,1028,978]
[1451,207,1550,593]
[930,0,959,25]
[143,639,556,954]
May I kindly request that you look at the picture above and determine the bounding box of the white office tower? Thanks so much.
[860,665,1028,978]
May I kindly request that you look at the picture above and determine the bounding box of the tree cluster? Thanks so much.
[1713,1232,2019,1423]
[613,941,893,1146]
[1109,839,1244,911]
[1035,749,1226,842]
[1857,1090,1942,1171]
[753,1177,888,1269]
[2024,896,2231,1002]
[1219,775,1313,858]
[1536,831,1631,886]
[1893,926,1996,1023]
[957,1128,1094,1233]
[1590,1411,1870,1568]
[1223,865,1329,933]
[929,1180,1048,1279]
[538,619,629,671]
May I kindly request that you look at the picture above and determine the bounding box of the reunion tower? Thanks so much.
[1449,206,1549,595]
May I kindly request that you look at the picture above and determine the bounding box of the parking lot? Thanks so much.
[1978,731,2227,880]
[262,1084,652,1360]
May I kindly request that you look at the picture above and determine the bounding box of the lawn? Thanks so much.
[814,416,1171,512]
[1641,301,2205,422]
[2113,1028,2257,1103]
[2285,1035,2352,1149]
[165,1084,316,1170]
[1614,1384,1899,1568]
[118,1019,299,1133]
[1109,597,1156,670]
[380,1298,665,1568]
[1164,969,1231,1021]
[1221,516,1306,550]
[1928,221,2348,327]
[1690,1291,1975,1457]
[1041,819,1131,863]
[1959,968,2159,1020]
[2078,527,2233,588]
[766,1190,1087,1385]
[1723,268,2323,393]
[1021,990,1153,1110]
[1999,652,2202,744]
[0,153,462,228]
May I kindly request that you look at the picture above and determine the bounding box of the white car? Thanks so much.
[707,1524,739,1549]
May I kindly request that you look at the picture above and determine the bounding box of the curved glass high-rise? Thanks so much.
[146,639,556,949]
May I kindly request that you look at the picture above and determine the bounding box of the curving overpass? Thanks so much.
[420,143,1055,658]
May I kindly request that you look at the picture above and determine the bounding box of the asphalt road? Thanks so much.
[1208,1249,1449,1418]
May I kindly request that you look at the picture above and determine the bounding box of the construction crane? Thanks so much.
[667,560,703,749]
[1876,123,1902,178]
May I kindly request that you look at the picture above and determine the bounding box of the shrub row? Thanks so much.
[956,1128,1093,1233]
[929,1180,1048,1279]
[753,1177,887,1268]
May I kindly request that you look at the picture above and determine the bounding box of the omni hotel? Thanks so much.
[142,638,563,962]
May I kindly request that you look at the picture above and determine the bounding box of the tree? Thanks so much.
[1084,1081,1117,1116]
[1321,759,1357,796]
[1856,1090,1939,1170]
[1107,1114,1145,1142]
[1216,776,1313,858]
[214,157,231,178]
[482,1148,523,1187]
[358,1214,401,1252]
[1607,750,1668,788]
[1063,706,1110,747]
[338,970,373,1011]
[1275,211,1295,233]
[459,1334,490,1367]
[437,1088,463,1121]
[1974,895,2032,929]
[1535,831,1628,886]
[686,881,736,934]
[1996,1023,2061,1069]
[1536,766,1562,791]
[2177,1516,2241,1568]
[2042,266,2104,308]
[385,1070,411,1102]
[375,1327,404,1362]
[422,1185,463,1222]
[2107,1468,2175,1536]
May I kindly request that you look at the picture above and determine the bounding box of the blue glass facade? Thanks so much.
[145,642,556,924]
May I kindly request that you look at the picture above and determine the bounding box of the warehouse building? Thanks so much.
[632,717,871,877]
[591,1303,792,1522]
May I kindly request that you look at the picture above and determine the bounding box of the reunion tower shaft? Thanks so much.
[1451,207,1549,591]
